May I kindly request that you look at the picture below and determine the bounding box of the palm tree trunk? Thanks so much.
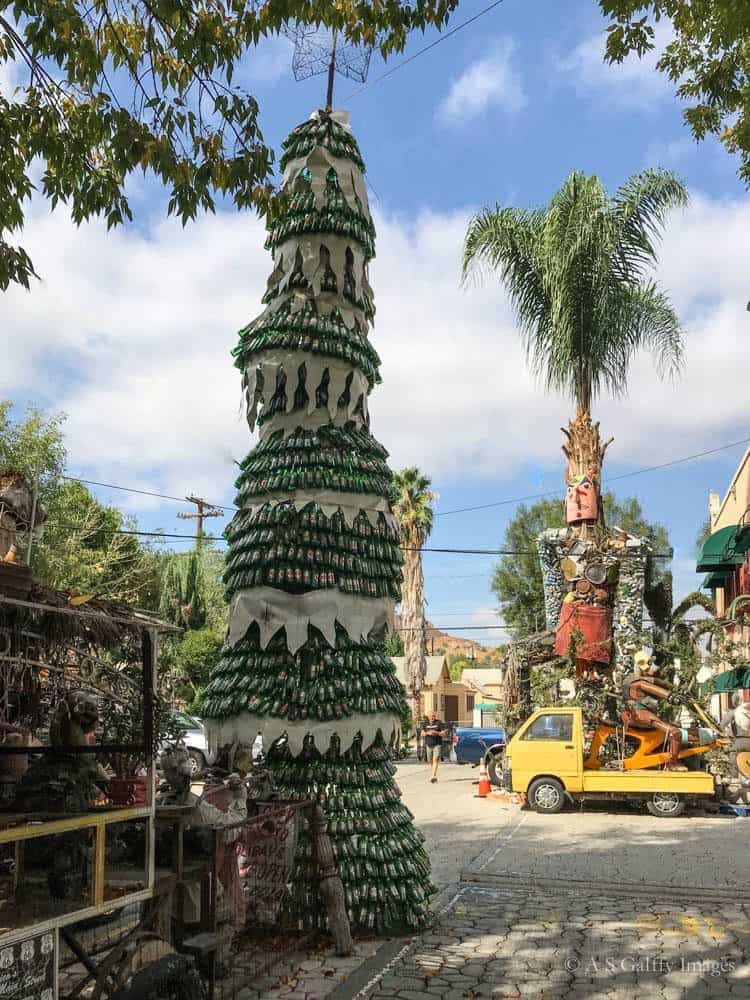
[561,406,614,524]
[401,529,427,718]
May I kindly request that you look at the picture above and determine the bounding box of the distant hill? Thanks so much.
[393,614,503,664]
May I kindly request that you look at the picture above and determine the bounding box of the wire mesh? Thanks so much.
[282,25,373,85]
[209,802,321,999]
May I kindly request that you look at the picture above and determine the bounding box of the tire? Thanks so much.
[187,749,205,777]
[528,777,566,814]
[646,792,685,818]
[486,746,504,787]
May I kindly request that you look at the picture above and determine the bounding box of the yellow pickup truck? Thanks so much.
[500,706,716,818]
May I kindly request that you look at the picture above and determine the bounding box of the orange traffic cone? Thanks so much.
[476,758,491,798]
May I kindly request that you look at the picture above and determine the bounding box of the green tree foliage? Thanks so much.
[448,655,473,682]
[0,400,65,504]
[462,169,687,430]
[0,401,160,601]
[38,479,162,603]
[170,626,224,700]
[492,493,671,638]
[0,0,461,290]
[600,1,750,186]
[156,545,228,706]
[391,467,435,698]
[384,631,404,657]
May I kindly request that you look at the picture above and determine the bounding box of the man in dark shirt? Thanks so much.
[423,710,448,783]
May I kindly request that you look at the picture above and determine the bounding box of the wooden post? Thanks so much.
[93,822,106,906]
[309,804,352,956]
[142,628,158,893]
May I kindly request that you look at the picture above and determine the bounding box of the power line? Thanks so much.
[43,520,674,558]
[63,434,750,524]
[343,0,506,103]
[436,435,750,517]
[61,475,237,512]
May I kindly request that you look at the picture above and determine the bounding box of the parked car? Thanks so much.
[453,726,506,785]
[169,712,265,776]
[171,711,217,776]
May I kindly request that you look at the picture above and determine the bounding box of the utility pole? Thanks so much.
[176,495,223,550]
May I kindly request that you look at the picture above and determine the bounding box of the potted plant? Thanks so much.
[100,694,182,806]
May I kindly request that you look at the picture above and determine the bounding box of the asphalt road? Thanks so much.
[395,758,518,889]
[397,759,746,894]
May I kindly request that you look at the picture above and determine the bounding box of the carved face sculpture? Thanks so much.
[565,475,598,524]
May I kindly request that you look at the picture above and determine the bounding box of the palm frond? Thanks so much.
[611,168,689,282]
[392,466,435,545]
[461,168,687,411]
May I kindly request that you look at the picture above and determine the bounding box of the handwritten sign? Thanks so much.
[217,805,299,927]
[0,929,56,1000]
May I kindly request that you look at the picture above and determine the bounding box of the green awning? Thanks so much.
[477,702,499,710]
[701,572,729,590]
[711,667,750,692]
[696,525,750,572]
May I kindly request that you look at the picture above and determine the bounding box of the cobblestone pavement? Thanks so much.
[361,883,750,1000]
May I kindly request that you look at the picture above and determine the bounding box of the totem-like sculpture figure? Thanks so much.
[537,435,648,682]
[202,110,432,932]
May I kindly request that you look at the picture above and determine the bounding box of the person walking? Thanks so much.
[423,710,448,783]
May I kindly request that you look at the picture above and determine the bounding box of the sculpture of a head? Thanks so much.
[565,474,598,524]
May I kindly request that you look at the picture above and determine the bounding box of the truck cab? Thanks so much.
[503,706,716,818]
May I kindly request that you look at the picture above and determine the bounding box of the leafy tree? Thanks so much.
[38,479,163,602]
[392,467,435,703]
[0,400,160,601]
[492,493,671,638]
[600,1,750,186]
[448,655,473,682]
[384,630,404,657]
[462,170,687,512]
[170,625,225,702]
[0,401,65,505]
[0,0,460,290]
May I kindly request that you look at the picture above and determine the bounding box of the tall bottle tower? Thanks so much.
[203,109,433,932]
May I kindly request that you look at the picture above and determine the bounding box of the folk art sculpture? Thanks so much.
[202,109,432,932]
[537,440,648,684]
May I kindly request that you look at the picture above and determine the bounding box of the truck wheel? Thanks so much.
[486,746,504,787]
[646,792,685,818]
[528,777,565,814]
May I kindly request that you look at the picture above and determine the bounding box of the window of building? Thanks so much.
[522,713,573,741]
[466,694,475,712]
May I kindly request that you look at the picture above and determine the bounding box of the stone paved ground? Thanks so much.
[361,883,750,1000]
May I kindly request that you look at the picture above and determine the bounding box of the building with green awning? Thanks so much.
[711,667,750,692]
[696,524,750,573]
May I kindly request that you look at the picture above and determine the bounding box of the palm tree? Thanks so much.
[462,169,688,518]
[392,467,435,711]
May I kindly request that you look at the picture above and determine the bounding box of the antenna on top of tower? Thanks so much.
[282,23,373,109]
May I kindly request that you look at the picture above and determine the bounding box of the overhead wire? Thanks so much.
[61,433,750,529]
[342,0,507,103]
[435,435,750,516]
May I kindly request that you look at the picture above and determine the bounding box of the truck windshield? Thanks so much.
[522,713,573,741]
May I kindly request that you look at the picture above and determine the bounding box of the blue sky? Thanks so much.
[2,0,749,644]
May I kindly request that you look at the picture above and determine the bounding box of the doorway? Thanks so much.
[444,695,459,723]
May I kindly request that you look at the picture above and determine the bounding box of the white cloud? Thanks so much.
[437,39,525,125]
[1,188,749,515]
[559,23,674,110]
[241,34,292,84]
